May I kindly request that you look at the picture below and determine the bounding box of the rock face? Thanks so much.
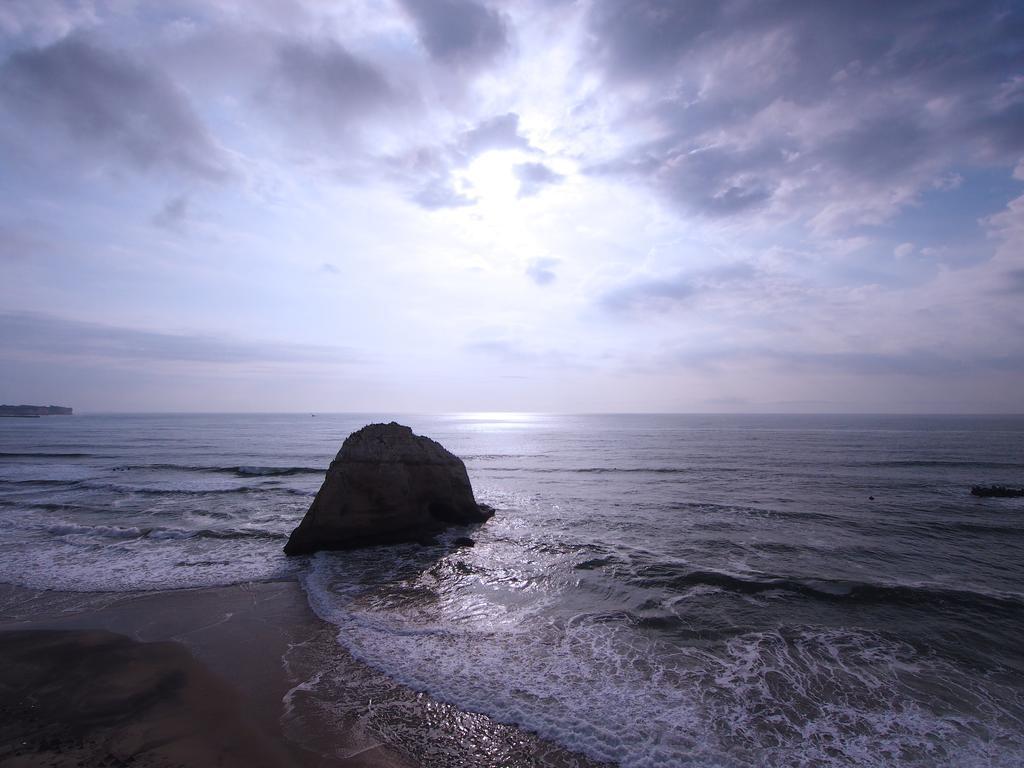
[284,422,494,555]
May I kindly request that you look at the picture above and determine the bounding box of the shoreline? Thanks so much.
[0,578,610,768]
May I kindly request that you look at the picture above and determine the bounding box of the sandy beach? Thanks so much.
[0,580,607,768]
[0,581,413,767]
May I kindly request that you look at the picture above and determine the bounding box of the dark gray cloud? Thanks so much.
[398,0,509,69]
[588,1,725,80]
[0,312,356,366]
[515,162,563,198]
[525,257,559,285]
[152,195,189,231]
[265,38,398,138]
[588,140,786,218]
[818,115,933,183]
[458,112,528,156]
[601,263,758,313]
[584,0,1024,228]
[0,37,230,181]
[590,1,1022,99]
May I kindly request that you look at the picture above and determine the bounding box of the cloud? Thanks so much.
[525,257,559,285]
[411,177,476,209]
[391,112,532,209]
[0,0,99,45]
[0,312,357,367]
[985,192,1024,241]
[587,141,782,217]
[601,275,696,313]
[152,195,189,231]
[601,263,758,313]
[397,0,509,70]
[515,162,563,197]
[463,334,587,370]
[777,350,975,377]
[894,242,915,260]
[457,112,528,155]
[582,0,1024,230]
[983,193,1024,294]
[668,344,1024,377]
[0,37,231,181]
[264,37,399,140]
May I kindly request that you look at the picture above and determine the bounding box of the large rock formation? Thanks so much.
[284,422,494,555]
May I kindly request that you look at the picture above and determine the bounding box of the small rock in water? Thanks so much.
[970,485,1024,498]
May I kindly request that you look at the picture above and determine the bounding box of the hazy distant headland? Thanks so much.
[0,405,73,418]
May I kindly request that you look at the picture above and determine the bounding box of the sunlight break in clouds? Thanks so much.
[0,0,1022,412]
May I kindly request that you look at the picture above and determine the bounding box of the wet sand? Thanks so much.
[0,628,290,767]
[0,581,608,768]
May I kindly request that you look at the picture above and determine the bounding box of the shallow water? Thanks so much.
[1,413,1023,766]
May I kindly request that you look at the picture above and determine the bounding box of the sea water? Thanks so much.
[1,413,1023,767]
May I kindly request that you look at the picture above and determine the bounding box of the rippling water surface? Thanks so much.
[2,413,1023,767]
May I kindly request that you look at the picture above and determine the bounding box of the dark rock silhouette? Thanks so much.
[971,485,1024,498]
[284,422,494,555]
[0,404,72,417]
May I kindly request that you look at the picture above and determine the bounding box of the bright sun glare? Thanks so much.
[461,150,523,205]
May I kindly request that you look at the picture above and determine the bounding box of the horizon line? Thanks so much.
[23,410,1024,418]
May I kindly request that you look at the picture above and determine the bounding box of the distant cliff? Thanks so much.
[0,405,73,418]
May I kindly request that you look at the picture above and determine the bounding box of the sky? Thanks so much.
[1,0,1022,413]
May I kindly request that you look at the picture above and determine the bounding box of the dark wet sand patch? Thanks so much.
[0,628,286,767]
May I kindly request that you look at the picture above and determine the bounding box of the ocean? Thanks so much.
[1,413,1023,767]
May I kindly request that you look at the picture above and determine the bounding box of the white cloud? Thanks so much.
[894,242,915,260]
